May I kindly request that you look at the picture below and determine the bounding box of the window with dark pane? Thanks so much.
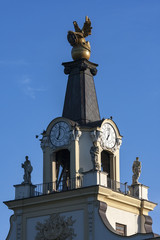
[101,151,110,177]
[116,223,126,236]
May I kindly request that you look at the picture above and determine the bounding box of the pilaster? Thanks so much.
[70,128,82,178]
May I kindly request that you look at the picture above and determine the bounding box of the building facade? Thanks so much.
[4,17,159,240]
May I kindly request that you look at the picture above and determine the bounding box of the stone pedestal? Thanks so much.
[83,171,108,188]
[14,183,36,200]
[129,184,149,200]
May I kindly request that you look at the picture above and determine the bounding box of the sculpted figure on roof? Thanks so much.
[67,16,92,60]
[21,156,33,184]
[132,157,141,185]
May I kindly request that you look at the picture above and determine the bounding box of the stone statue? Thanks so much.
[67,16,92,60]
[35,213,76,240]
[22,156,33,184]
[90,144,100,171]
[132,157,141,185]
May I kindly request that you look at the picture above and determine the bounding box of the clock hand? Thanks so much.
[106,134,110,140]
[56,126,60,140]
[106,129,110,140]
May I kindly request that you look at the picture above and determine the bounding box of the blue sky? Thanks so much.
[1,0,160,239]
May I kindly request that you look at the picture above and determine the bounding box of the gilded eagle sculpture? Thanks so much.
[67,16,92,60]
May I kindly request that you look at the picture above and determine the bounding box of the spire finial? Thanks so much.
[67,16,92,60]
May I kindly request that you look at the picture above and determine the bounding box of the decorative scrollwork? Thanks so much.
[71,129,82,141]
[40,136,49,150]
[90,145,100,171]
[35,213,76,240]
[90,130,102,143]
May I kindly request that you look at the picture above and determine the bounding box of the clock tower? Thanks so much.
[4,17,159,240]
[41,56,122,189]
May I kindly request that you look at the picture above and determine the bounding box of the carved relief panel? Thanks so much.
[35,213,76,240]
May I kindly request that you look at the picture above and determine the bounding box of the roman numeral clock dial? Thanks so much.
[101,123,116,149]
[50,121,70,147]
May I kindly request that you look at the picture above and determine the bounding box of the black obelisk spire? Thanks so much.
[62,59,100,125]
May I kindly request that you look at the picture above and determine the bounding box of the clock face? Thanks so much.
[50,121,70,147]
[101,123,116,149]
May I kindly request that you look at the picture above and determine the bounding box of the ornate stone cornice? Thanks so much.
[62,59,98,76]
[40,136,57,152]
[90,130,102,143]
[116,138,122,149]
[40,136,49,150]
[71,129,82,141]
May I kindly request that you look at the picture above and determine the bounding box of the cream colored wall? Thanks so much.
[97,118,122,183]
[5,185,157,240]
[94,205,155,240]
[106,205,140,235]
[42,118,122,184]
[79,131,93,172]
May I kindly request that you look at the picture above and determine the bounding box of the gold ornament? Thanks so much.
[67,16,92,61]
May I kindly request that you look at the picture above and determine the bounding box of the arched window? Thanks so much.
[55,149,70,191]
[101,150,111,178]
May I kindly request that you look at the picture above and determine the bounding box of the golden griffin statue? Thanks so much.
[67,16,92,61]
